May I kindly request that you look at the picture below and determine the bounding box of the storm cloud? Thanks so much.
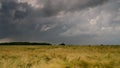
[0,0,120,44]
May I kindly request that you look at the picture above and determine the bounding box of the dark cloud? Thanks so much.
[37,0,108,17]
[1,0,120,44]
[0,0,33,39]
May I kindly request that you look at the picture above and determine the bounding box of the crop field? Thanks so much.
[0,45,120,68]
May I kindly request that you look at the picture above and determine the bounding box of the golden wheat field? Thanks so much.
[0,45,120,68]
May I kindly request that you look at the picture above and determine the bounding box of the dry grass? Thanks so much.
[0,45,120,68]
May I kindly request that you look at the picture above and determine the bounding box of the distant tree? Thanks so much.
[100,44,104,46]
[59,43,65,46]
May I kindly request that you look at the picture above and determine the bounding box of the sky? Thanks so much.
[0,0,120,44]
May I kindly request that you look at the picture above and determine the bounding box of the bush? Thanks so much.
[59,43,65,46]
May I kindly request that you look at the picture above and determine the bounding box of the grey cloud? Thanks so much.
[37,0,108,17]
[60,0,120,44]
[1,0,120,44]
[0,0,33,39]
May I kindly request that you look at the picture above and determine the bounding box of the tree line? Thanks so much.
[0,42,52,45]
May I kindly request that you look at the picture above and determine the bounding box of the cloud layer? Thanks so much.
[0,0,120,44]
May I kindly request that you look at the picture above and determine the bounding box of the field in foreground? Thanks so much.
[0,45,120,68]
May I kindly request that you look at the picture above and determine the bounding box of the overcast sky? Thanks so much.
[0,0,120,44]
